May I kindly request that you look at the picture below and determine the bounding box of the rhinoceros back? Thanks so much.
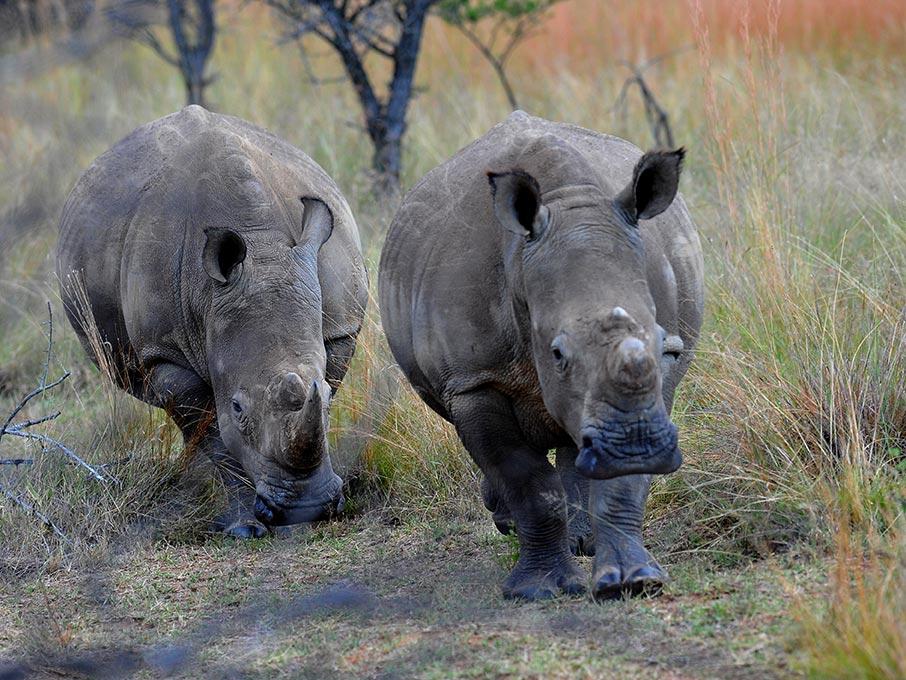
[56,112,173,385]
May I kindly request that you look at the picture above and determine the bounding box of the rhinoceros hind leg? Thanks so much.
[555,446,595,557]
[451,390,585,601]
[590,474,666,600]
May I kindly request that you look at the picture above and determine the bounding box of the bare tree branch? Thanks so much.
[106,0,217,106]
[614,48,692,149]
[0,482,69,542]
[0,373,69,440]
[4,430,108,482]
[0,305,109,483]
[266,0,442,192]
[437,0,562,111]
[0,304,69,440]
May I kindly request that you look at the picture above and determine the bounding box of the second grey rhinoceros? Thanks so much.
[57,106,368,537]
[379,111,703,600]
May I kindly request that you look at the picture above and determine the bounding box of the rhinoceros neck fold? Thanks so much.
[177,220,213,383]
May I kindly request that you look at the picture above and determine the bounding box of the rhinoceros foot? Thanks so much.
[212,490,269,539]
[222,520,269,539]
[502,554,586,601]
[591,537,666,601]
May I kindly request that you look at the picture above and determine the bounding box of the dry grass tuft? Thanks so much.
[328,280,479,522]
[794,521,906,679]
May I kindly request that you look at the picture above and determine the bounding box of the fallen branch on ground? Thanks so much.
[0,481,69,542]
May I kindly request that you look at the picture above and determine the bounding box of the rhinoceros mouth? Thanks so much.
[574,410,681,479]
[254,469,344,526]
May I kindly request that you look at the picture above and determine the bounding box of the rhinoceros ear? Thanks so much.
[202,228,246,284]
[616,148,685,223]
[296,197,334,250]
[487,169,549,239]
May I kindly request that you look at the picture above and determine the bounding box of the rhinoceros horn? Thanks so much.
[282,376,330,472]
[606,308,658,395]
[278,371,307,411]
[615,336,657,392]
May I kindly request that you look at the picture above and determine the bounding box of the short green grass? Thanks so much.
[1,3,904,677]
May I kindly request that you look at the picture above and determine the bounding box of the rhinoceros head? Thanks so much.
[201,197,343,526]
[488,145,686,480]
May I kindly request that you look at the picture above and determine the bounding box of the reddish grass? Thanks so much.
[535,0,906,66]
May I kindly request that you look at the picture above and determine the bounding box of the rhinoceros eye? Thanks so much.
[551,336,569,372]
[231,398,244,415]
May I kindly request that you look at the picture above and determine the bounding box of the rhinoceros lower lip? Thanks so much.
[574,416,681,480]
[255,473,344,526]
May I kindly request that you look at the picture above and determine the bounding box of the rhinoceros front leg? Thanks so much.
[206,443,268,539]
[555,446,595,557]
[481,447,595,557]
[480,475,516,536]
[451,390,585,601]
[590,474,666,600]
[147,362,266,539]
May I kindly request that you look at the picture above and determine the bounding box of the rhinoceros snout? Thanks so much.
[253,467,344,527]
[253,492,344,526]
[575,409,682,479]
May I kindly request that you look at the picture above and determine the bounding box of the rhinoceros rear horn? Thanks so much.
[296,197,334,250]
[616,148,685,223]
[279,372,307,411]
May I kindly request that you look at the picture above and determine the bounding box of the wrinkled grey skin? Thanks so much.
[57,106,367,538]
[379,111,703,600]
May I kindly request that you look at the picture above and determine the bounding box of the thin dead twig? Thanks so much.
[1,304,109,483]
[615,46,693,149]
[0,482,69,542]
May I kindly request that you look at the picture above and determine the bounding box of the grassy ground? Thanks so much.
[1,514,828,678]
[1,2,905,678]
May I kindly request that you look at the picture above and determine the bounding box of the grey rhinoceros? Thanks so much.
[379,111,703,600]
[57,106,368,537]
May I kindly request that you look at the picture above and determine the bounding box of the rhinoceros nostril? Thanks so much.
[581,434,593,450]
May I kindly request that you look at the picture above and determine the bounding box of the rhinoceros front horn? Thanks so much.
[282,377,330,471]
[615,337,657,393]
